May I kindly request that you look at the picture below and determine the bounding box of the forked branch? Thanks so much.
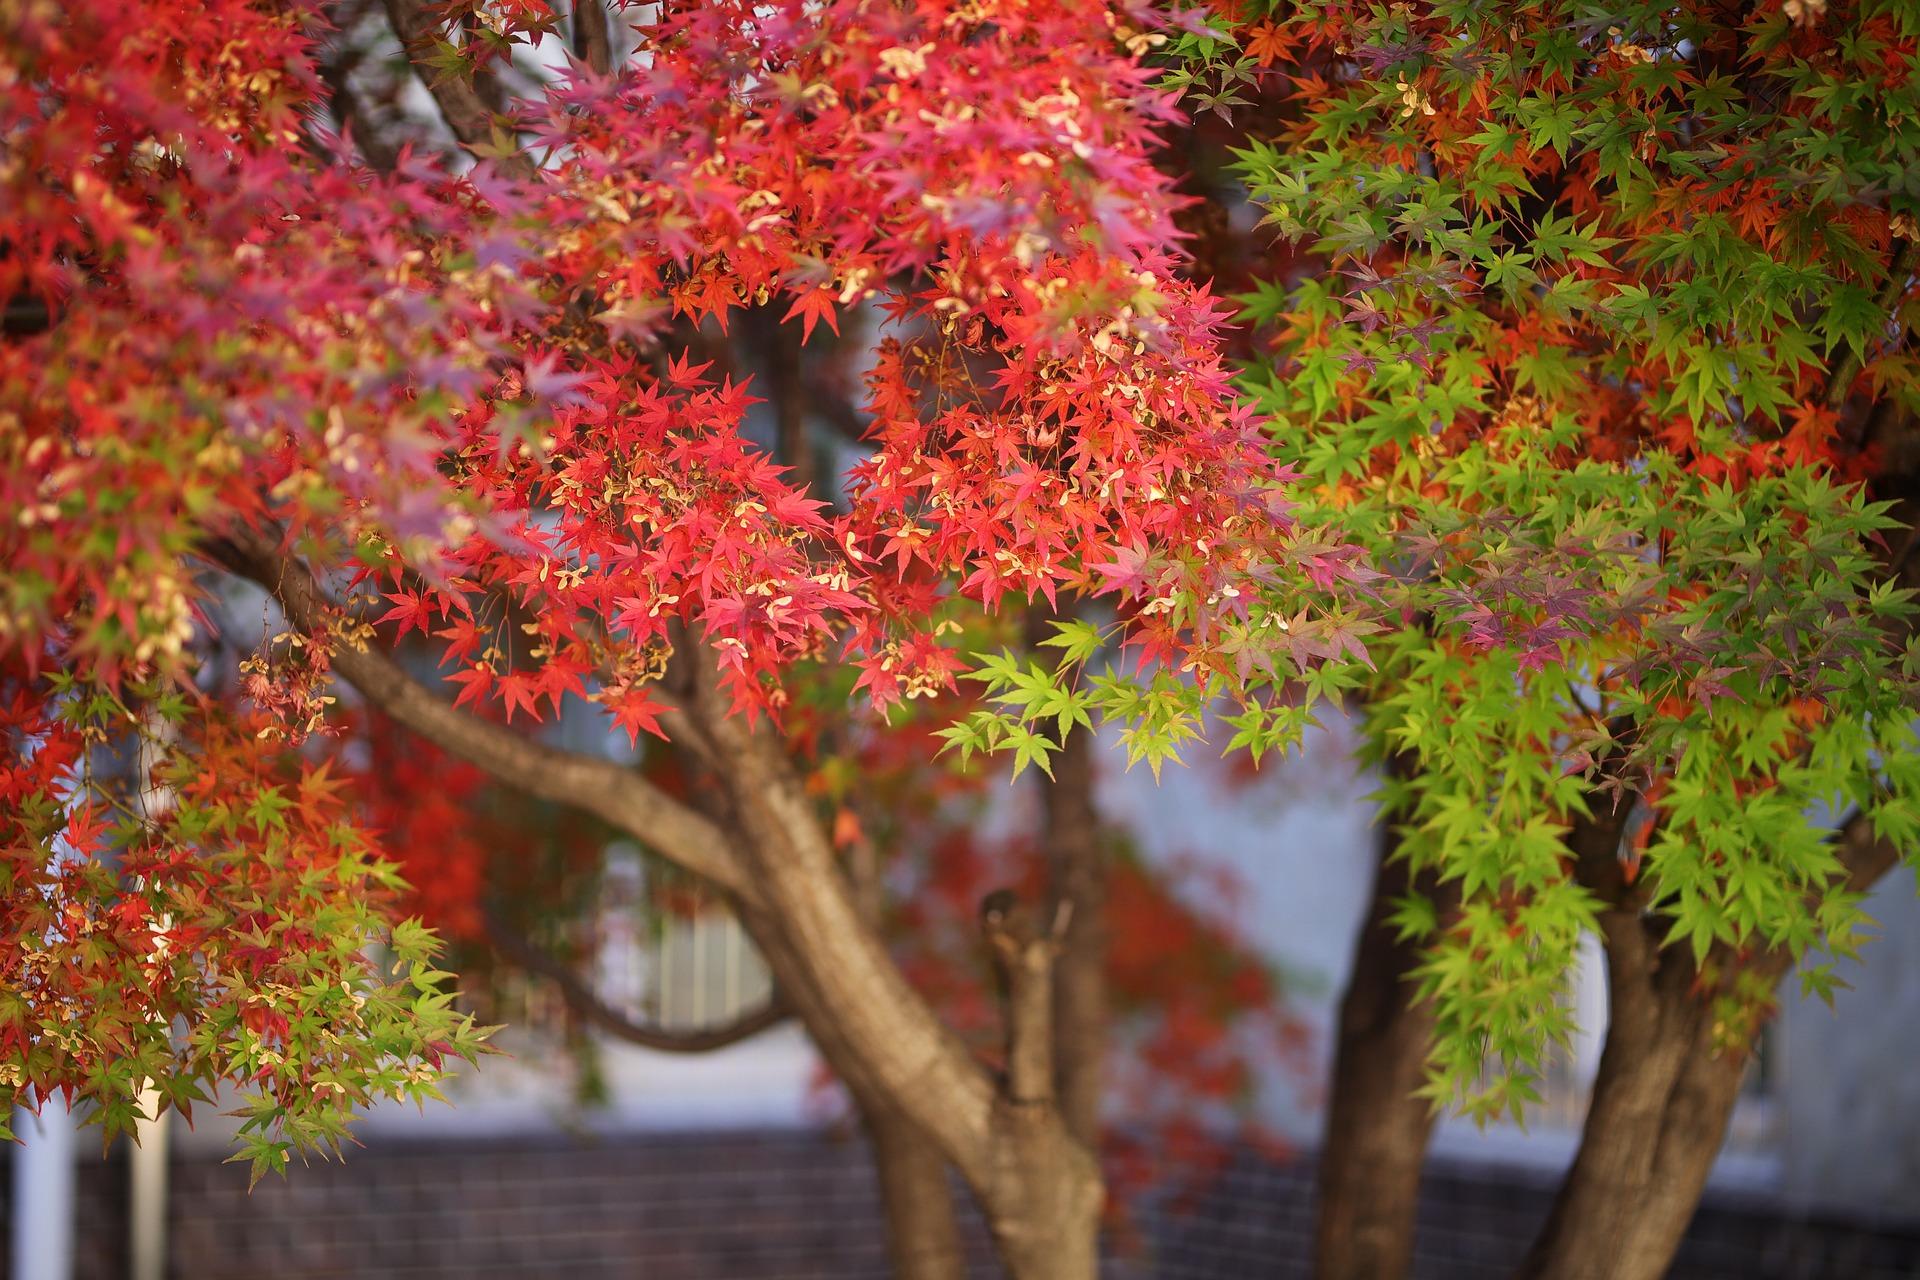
[980,888,1065,1106]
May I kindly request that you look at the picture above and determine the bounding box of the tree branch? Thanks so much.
[314,13,402,171]
[382,0,537,180]
[198,523,756,903]
[1748,808,1902,986]
[834,766,969,1280]
[482,906,788,1052]
[571,0,616,76]
[980,889,1060,1107]
[1834,807,1903,889]
[683,642,1002,1173]
[1515,809,1907,1280]
[1563,714,1649,912]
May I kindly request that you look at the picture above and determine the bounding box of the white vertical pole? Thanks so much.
[12,1097,77,1280]
[129,1087,169,1280]
[130,722,174,1280]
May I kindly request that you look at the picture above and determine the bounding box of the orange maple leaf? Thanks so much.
[1244,21,1291,67]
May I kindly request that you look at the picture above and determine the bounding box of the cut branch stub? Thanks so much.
[980,888,1060,1107]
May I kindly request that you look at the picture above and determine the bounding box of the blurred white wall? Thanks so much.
[1780,861,1920,1220]
[12,1098,76,1280]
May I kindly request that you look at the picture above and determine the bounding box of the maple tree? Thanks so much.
[0,0,1371,1275]
[15,0,1912,1275]
[399,695,1311,1251]
[1182,1,1920,1277]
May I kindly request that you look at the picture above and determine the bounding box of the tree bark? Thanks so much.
[691,659,1103,1280]
[1313,793,1451,1280]
[570,0,615,76]
[980,891,1105,1280]
[865,1099,969,1280]
[1512,917,1744,1280]
[732,864,1100,1280]
[1040,724,1106,1150]
[982,1108,1103,1280]
[203,529,753,897]
[381,0,535,179]
[843,795,968,1280]
[1516,814,1901,1280]
[760,311,815,493]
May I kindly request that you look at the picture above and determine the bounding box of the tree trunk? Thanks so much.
[1313,810,1450,1280]
[1511,915,1744,1280]
[841,794,969,1280]
[866,1100,969,1280]
[741,876,1101,1280]
[1517,814,1901,1280]
[981,1104,1104,1280]
[693,666,1103,1280]
[1040,723,1106,1150]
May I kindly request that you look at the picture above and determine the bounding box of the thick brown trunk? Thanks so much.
[694,667,1102,1280]
[1040,724,1106,1150]
[1517,813,1902,1280]
[730,815,1102,1280]
[1512,917,1744,1280]
[740,889,1098,1280]
[979,889,1105,1280]
[842,800,969,1280]
[983,1106,1104,1280]
[1313,817,1449,1280]
[866,1100,969,1280]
